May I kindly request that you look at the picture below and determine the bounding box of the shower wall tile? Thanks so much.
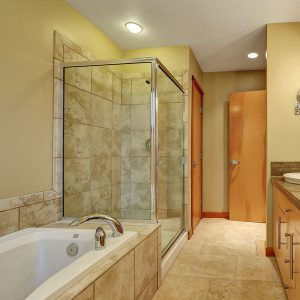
[121,79,131,104]
[91,95,112,129]
[112,130,121,157]
[131,78,151,104]
[92,67,113,100]
[131,157,151,183]
[121,131,131,157]
[167,157,183,183]
[121,183,131,209]
[63,45,88,63]
[53,157,63,195]
[158,157,168,183]
[64,191,91,217]
[158,183,167,210]
[90,127,112,157]
[54,58,63,80]
[112,103,121,130]
[53,117,63,158]
[158,103,168,129]
[168,128,183,156]
[131,104,150,130]
[167,182,182,210]
[158,128,168,157]
[121,157,131,183]
[65,66,92,92]
[121,209,151,220]
[64,158,91,195]
[112,75,121,104]
[131,183,151,210]
[64,121,91,158]
[168,102,183,129]
[91,187,112,214]
[183,95,189,123]
[64,85,91,125]
[131,131,150,156]
[121,105,131,131]
[112,184,121,217]
[54,78,63,119]
[54,32,64,61]
[112,157,121,185]
[90,156,112,189]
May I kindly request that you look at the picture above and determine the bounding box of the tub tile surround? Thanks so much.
[153,218,286,300]
[47,222,161,300]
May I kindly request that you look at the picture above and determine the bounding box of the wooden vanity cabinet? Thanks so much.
[272,186,300,300]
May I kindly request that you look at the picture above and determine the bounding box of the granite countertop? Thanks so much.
[272,176,300,210]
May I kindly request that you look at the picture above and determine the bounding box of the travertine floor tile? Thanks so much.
[199,239,257,256]
[169,254,237,279]
[235,256,282,282]
[154,218,286,300]
[233,280,287,300]
[152,275,209,300]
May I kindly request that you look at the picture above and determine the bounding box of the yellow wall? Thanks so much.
[266,23,300,246]
[202,71,266,212]
[124,46,190,72]
[0,0,123,199]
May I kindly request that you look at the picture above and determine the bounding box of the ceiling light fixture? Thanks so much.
[247,52,258,59]
[125,22,143,34]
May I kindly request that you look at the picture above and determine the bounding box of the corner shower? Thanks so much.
[62,57,185,254]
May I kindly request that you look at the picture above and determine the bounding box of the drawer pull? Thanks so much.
[284,208,291,213]
[285,233,294,279]
[284,285,289,290]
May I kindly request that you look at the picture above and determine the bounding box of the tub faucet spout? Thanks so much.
[69,214,124,237]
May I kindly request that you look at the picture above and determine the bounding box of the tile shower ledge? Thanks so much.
[44,220,160,299]
[272,176,300,210]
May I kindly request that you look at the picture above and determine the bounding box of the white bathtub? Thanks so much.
[0,227,137,300]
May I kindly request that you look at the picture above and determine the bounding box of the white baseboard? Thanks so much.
[161,231,188,279]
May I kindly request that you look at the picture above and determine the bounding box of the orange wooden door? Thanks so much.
[229,90,266,222]
[191,77,203,231]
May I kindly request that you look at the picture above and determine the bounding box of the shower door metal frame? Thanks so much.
[62,57,185,224]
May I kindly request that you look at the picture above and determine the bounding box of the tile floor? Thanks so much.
[153,218,287,300]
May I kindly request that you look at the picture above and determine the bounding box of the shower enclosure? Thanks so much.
[62,57,185,254]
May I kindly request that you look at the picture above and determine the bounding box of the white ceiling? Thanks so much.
[67,0,300,72]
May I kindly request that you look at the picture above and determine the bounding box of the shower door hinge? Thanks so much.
[181,157,186,165]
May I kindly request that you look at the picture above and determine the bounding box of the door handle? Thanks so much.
[230,159,240,166]
[192,160,197,168]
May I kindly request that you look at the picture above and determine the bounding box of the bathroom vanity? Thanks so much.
[272,177,300,300]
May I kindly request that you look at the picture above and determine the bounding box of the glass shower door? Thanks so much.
[157,68,185,254]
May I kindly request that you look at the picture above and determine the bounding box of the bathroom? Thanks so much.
[0,0,300,299]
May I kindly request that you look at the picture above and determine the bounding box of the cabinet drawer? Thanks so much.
[273,186,300,235]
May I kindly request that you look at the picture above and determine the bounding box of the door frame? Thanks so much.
[191,76,204,236]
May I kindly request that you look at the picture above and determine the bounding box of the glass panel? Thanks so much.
[63,63,152,220]
[157,68,185,253]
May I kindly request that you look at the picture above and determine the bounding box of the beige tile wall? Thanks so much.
[63,63,122,217]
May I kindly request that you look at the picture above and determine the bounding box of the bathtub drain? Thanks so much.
[66,243,79,256]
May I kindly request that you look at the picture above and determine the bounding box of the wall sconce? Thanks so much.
[295,90,300,115]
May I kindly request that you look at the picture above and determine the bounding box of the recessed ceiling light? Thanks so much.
[247,52,258,59]
[125,22,143,34]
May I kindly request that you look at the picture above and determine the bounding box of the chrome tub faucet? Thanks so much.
[69,214,124,237]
